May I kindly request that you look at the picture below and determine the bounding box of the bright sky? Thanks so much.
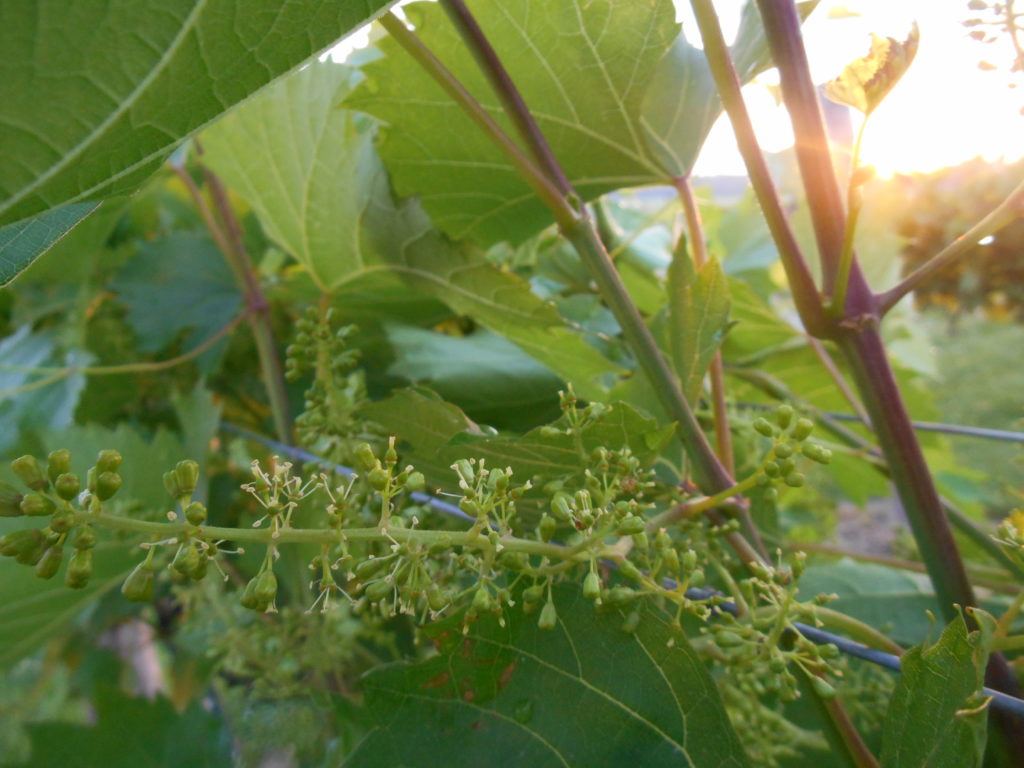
[334,0,1023,178]
[688,0,1024,176]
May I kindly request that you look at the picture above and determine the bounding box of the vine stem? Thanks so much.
[93,511,595,562]
[381,9,768,567]
[688,0,827,337]
[829,116,869,315]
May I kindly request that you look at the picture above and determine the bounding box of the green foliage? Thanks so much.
[1,2,1022,766]
[348,584,750,768]
[880,611,994,768]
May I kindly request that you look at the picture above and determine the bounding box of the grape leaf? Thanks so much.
[641,1,819,177]
[348,0,678,245]
[0,0,398,236]
[825,23,920,115]
[880,610,993,768]
[347,585,749,767]
[667,247,731,403]
[203,61,621,400]
[0,204,100,286]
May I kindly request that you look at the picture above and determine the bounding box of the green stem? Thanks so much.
[200,164,293,444]
[829,117,869,315]
[93,511,590,562]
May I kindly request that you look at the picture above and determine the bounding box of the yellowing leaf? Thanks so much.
[825,23,920,114]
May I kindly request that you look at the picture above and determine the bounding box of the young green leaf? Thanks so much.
[825,23,920,115]
[880,609,994,768]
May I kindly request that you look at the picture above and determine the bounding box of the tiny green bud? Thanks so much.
[523,585,545,604]
[688,568,705,587]
[776,405,794,429]
[773,443,794,459]
[65,549,93,589]
[47,449,72,483]
[54,473,80,501]
[538,514,557,543]
[35,546,63,580]
[365,579,393,602]
[95,449,122,474]
[175,460,199,496]
[632,532,649,551]
[763,461,781,478]
[539,425,562,439]
[253,570,278,604]
[607,586,637,605]
[618,560,642,582]
[811,676,837,699]
[355,443,377,473]
[163,470,183,499]
[0,528,44,558]
[367,467,389,492]
[74,525,97,550]
[615,516,646,536]
[550,493,572,521]
[752,418,775,437]
[240,578,267,611]
[384,440,398,468]
[0,482,24,517]
[122,562,155,602]
[538,600,558,630]
[405,471,426,493]
[791,418,814,441]
[355,557,388,581]
[184,501,207,526]
[472,586,493,613]
[784,472,806,488]
[172,543,201,575]
[95,472,122,501]
[12,455,48,491]
[715,629,744,648]
[682,549,698,571]
[20,493,55,517]
[426,585,448,612]
[459,498,481,517]
[583,571,602,601]
[801,442,832,464]
[662,547,680,574]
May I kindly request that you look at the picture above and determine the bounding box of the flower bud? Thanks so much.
[355,557,388,581]
[355,443,377,473]
[163,470,183,499]
[773,443,794,459]
[426,584,448,612]
[607,586,637,605]
[54,473,80,501]
[811,676,837,699]
[364,579,392,602]
[0,482,24,517]
[12,455,48,491]
[583,571,601,601]
[35,546,64,579]
[20,493,55,517]
[253,570,278,603]
[95,472,122,501]
[50,509,74,533]
[550,493,572,521]
[537,600,558,630]
[0,528,44,558]
[185,501,207,526]
[752,418,775,438]
[172,542,201,575]
[621,611,641,634]
[775,405,794,429]
[784,472,805,488]
[791,418,814,441]
[539,514,556,542]
[122,562,155,602]
[618,560,642,582]
[615,516,646,536]
[174,460,199,496]
[472,586,493,613]
[95,449,122,474]
[367,467,389,492]
[405,471,426,493]
[47,449,72,483]
[65,549,93,589]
